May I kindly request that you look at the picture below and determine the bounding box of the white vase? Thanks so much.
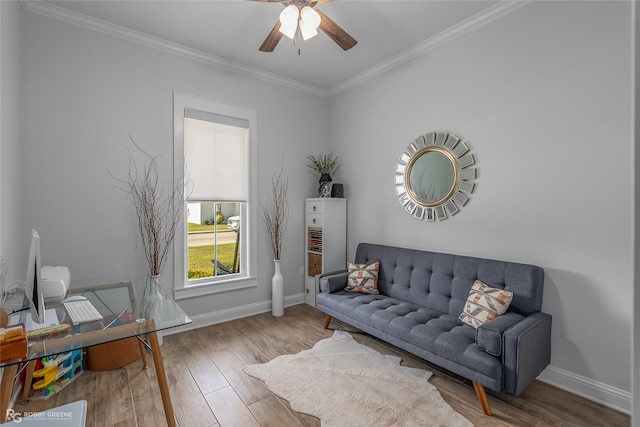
[272,260,284,317]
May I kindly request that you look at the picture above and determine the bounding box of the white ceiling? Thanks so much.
[33,1,505,94]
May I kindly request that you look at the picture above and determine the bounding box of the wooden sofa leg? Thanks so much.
[473,382,492,416]
[323,315,332,329]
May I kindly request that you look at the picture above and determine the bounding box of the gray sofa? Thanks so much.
[316,243,551,415]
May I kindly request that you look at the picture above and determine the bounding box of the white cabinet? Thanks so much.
[304,198,347,306]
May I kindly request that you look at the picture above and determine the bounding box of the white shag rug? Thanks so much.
[244,330,473,427]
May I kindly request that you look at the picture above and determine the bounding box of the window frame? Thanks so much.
[173,92,257,300]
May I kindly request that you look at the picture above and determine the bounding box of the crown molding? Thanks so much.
[327,0,532,96]
[20,0,328,97]
[21,0,530,99]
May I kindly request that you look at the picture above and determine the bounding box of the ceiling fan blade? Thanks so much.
[316,10,357,51]
[259,20,284,52]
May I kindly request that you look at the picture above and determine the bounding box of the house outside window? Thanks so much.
[173,93,257,299]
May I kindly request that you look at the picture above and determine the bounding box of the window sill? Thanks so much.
[173,275,257,300]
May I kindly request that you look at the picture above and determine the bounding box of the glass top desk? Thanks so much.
[0,279,191,427]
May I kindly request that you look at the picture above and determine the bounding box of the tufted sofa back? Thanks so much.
[354,243,545,317]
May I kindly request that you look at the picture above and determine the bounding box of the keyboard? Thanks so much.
[63,300,103,325]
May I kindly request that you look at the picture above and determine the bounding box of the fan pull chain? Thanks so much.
[295,23,301,56]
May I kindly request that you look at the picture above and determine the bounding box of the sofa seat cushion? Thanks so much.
[317,292,503,381]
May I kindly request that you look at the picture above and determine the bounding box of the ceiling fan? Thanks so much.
[254,0,357,53]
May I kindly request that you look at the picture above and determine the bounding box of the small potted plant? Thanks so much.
[307,152,338,197]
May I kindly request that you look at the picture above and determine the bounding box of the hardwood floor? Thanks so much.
[14,304,629,426]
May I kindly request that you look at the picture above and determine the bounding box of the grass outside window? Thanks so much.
[188,243,238,278]
[188,223,228,232]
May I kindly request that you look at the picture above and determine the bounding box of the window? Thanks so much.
[173,93,257,299]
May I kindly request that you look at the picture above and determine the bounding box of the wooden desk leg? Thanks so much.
[149,331,175,427]
[22,361,35,401]
[1,364,18,423]
[137,339,149,369]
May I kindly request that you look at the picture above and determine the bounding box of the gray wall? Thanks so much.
[20,10,326,320]
[0,1,24,284]
[634,1,639,424]
[2,0,635,415]
[329,0,632,411]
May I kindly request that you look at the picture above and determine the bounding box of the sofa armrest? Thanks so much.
[476,312,524,356]
[317,270,349,294]
[502,312,552,396]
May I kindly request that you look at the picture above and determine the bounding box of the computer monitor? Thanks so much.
[22,229,45,324]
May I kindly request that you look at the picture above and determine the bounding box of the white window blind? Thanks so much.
[184,114,249,201]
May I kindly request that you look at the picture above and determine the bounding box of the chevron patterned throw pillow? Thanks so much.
[459,280,513,328]
[345,261,380,294]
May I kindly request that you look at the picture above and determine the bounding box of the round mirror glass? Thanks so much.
[394,132,477,221]
[408,149,456,206]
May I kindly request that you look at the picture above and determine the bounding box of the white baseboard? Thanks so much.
[537,365,631,415]
[165,299,631,416]
[164,293,306,336]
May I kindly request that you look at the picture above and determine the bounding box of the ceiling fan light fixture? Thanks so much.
[299,20,318,40]
[300,6,320,40]
[259,1,355,53]
[279,5,299,39]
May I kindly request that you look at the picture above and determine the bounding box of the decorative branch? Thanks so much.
[0,257,7,287]
[0,257,7,299]
[260,164,289,261]
[110,136,188,276]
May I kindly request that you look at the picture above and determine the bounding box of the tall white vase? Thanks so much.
[272,260,284,317]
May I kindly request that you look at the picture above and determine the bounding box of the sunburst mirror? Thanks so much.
[394,132,477,221]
